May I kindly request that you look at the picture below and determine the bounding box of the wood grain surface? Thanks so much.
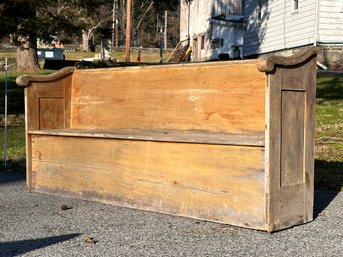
[18,50,318,231]
[30,134,266,229]
[266,56,317,231]
[29,129,265,146]
[70,62,266,134]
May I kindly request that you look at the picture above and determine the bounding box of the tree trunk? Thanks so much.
[16,35,39,71]
[82,30,90,52]
[82,29,96,52]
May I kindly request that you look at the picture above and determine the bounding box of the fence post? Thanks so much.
[3,58,8,169]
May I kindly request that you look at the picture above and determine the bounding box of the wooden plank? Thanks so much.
[70,62,266,134]
[304,57,317,222]
[265,69,282,232]
[279,184,305,227]
[29,129,265,146]
[63,74,72,129]
[30,134,266,230]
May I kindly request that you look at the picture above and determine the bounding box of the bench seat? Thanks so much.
[29,129,265,146]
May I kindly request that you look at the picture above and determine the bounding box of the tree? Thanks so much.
[0,0,42,70]
[0,0,180,70]
[37,0,80,45]
[68,0,113,52]
[0,0,78,70]
[126,0,180,48]
[38,0,113,52]
[153,0,179,14]
[0,0,113,70]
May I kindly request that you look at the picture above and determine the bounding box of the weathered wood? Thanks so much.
[281,90,305,186]
[16,67,76,87]
[22,71,73,191]
[18,48,318,232]
[266,54,317,231]
[70,61,266,134]
[30,134,266,229]
[257,47,319,73]
[29,129,265,146]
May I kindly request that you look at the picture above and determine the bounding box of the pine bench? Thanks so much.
[17,47,318,232]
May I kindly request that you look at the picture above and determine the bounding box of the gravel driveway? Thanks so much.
[1,173,342,257]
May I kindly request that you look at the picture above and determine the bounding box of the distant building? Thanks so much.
[180,0,244,61]
[180,0,343,69]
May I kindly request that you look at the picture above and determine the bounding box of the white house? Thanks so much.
[244,0,343,67]
[180,0,343,68]
[180,0,245,61]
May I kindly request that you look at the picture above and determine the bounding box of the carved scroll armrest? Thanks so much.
[257,47,319,73]
[16,67,76,87]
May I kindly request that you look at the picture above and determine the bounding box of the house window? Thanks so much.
[211,38,224,49]
[292,0,299,13]
[201,35,205,49]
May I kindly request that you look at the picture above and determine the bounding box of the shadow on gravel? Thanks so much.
[313,190,340,220]
[0,159,26,173]
[0,233,81,257]
[313,159,342,219]
[0,172,25,185]
[315,160,343,192]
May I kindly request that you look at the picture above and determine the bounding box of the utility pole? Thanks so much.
[3,58,8,170]
[115,0,119,47]
[158,17,164,63]
[111,0,115,48]
[164,10,168,49]
[125,0,131,62]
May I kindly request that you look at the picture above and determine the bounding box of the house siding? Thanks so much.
[180,2,189,40]
[319,0,343,44]
[244,0,317,56]
[180,1,213,41]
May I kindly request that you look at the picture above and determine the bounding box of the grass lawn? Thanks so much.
[0,125,26,172]
[0,69,54,172]
[315,71,343,191]
[0,59,342,191]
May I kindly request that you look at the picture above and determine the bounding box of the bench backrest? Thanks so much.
[70,61,266,134]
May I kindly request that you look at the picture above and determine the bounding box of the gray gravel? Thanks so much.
[1,173,342,257]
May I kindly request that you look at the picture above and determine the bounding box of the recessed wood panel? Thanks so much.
[39,98,65,129]
[280,90,305,186]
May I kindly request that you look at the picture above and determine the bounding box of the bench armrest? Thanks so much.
[257,46,319,72]
[16,67,75,131]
